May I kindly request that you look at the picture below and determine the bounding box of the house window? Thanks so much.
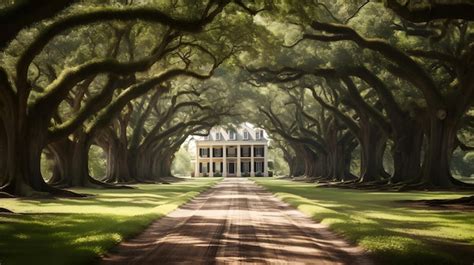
[200,163,209,174]
[241,146,250,157]
[228,130,236,140]
[200,148,209,158]
[227,146,236,157]
[254,147,264,157]
[241,162,251,173]
[215,132,221,140]
[255,161,264,173]
[256,130,263,140]
[213,148,222,157]
[243,131,249,140]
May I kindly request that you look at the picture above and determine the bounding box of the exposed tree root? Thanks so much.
[418,195,474,206]
[44,184,87,198]
[0,191,14,198]
[87,176,134,189]
[312,178,474,193]
[398,195,474,211]
[1,182,86,198]
[50,176,134,190]
[432,195,474,205]
[102,177,141,185]
[0,207,14,214]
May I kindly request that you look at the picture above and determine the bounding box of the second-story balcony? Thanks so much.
[226,146,237,157]
[213,148,223,158]
[240,146,251,157]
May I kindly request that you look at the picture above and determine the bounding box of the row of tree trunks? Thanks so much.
[0,0,235,197]
[47,128,180,187]
[306,21,474,189]
[47,132,105,188]
[286,143,305,177]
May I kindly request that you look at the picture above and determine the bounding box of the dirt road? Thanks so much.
[101,178,371,265]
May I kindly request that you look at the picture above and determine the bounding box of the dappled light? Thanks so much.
[255,178,474,264]
[0,0,473,264]
[0,178,220,265]
[102,178,370,265]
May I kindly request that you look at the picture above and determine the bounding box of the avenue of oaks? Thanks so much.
[0,1,473,201]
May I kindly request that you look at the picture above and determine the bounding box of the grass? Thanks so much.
[0,177,222,265]
[252,177,474,265]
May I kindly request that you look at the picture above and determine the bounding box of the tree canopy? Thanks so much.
[0,0,473,198]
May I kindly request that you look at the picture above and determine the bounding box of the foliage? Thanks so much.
[88,145,107,179]
[268,146,289,176]
[171,145,193,176]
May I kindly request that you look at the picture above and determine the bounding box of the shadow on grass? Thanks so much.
[0,213,159,265]
[0,178,222,265]
[254,178,474,265]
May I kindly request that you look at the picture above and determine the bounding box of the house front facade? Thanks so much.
[193,124,269,177]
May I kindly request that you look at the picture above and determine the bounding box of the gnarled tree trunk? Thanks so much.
[421,114,460,188]
[391,122,423,184]
[359,121,388,183]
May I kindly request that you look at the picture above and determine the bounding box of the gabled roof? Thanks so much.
[195,123,267,142]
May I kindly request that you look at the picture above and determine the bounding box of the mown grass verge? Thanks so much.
[252,177,474,265]
[0,177,222,265]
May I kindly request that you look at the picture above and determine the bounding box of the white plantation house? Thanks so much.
[192,124,269,177]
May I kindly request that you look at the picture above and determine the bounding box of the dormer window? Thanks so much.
[256,130,263,140]
[228,130,236,140]
[243,131,249,140]
[215,132,222,140]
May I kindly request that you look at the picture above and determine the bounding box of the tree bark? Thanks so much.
[289,144,306,177]
[0,118,7,181]
[330,132,358,181]
[421,115,460,187]
[48,131,111,188]
[48,138,74,187]
[104,139,133,183]
[390,122,424,183]
[359,120,388,182]
[1,114,79,196]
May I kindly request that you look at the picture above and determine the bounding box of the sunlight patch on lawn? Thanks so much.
[253,177,474,265]
[0,177,221,265]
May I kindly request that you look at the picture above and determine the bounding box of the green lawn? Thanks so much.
[252,177,474,265]
[0,178,221,265]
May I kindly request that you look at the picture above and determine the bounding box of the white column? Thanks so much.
[250,144,255,177]
[264,144,268,177]
[209,145,214,177]
[237,144,241,177]
[195,144,200,177]
[223,144,227,177]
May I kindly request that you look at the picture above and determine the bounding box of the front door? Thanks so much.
[228,162,235,175]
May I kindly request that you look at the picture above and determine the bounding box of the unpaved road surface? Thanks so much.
[101,178,372,265]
